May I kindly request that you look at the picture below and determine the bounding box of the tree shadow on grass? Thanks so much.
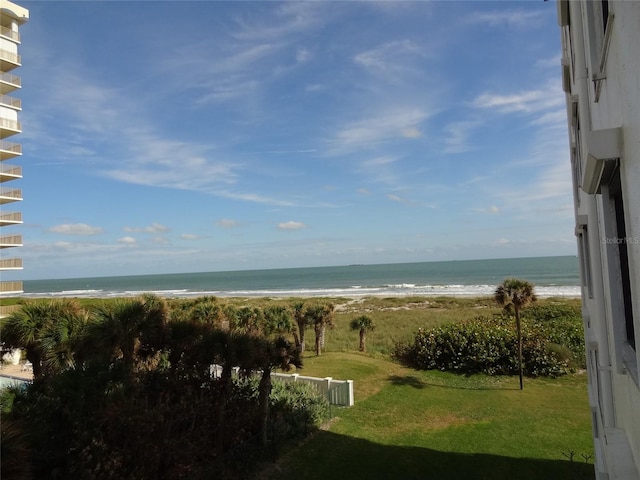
[387,374,520,391]
[268,430,594,480]
[388,375,427,389]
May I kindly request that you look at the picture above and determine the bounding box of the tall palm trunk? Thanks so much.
[515,309,523,390]
[258,366,272,447]
[359,329,366,352]
[215,363,233,455]
[298,327,306,353]
[314,324,322,356]
[320,324,326,349]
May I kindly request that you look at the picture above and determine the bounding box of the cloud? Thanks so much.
[118,236,137,244]
[357,188,371,195]
[49,223,104,236]
[472,81,563,115]
[386,194,406,203]
[181,233,200,240]
[473,205,500,214]
[123,223,170,234]
[331,108,429,153]
[465,10,546,28]
[443,120,480,154]
[277,221,307,230]
[217,219,242,229]
[354,40,424,74]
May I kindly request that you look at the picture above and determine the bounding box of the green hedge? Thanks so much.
[394,313,585,377]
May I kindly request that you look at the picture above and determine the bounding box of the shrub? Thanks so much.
[394,314,585,377]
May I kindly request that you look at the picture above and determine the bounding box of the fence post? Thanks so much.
[346,380,354,407]
[323,377,332,400]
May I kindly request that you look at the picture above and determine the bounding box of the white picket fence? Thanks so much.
[209,365,354,407]
[272,372,354,407]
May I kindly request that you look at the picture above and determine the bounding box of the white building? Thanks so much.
[558,1,640,478]
[0,0,28,315]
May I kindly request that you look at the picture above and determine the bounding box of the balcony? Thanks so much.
[0,163,21,182]
[0,94,21,110]
[0,187,22,204]
[0,211,22,226]
[0,234,22,248]
[0,304,22,318]
[0,258,22,270]
[0,48,21,71]
[0,117,21,138]
[0,72,21,94]
[0,139,21,159]
[0,25,20,43]
[0,281,23,295]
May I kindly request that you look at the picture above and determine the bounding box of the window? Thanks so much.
[585,0,614,101]
[609,172,635,351]
[576,223,593,299]
[601,167,638,383]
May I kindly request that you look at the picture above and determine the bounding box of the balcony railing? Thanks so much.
[0,304,22,318]
[0,25,20,42]
[0,163,22,179]
[0,48,20,64]
[0,140,22,159]
[0,187,22,203]
[0,235,22,247]
[0,258,23,269]
[0,72,21,89]
[0,94,21,109]
[0,281,23,294]
[0,118,21,132]
[0,211,22,224]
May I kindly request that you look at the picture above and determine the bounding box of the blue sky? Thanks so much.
[15,0,574,280]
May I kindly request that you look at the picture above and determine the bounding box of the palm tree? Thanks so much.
[232,306,263,335]
[1,299,84,380]
[350,315,375,352]
[40,307,90,376]
[249,335,302,446]
[291,301,309,352]
[494,278,537,390]
[306,303,334,356]
[263,305,298,345]
[87,295,169,373]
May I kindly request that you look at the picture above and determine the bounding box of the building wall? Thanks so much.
[0,0,28,308]
[559,1,640,478]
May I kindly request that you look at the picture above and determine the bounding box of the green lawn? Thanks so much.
[268,352,594,480]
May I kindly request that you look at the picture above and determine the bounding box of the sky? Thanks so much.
[12,0,575,280]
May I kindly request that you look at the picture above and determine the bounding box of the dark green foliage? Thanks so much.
[1,297,334,480]
[394,313,585,377]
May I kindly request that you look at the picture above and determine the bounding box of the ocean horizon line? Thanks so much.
[17,256,581,299]
[22,254,577,283]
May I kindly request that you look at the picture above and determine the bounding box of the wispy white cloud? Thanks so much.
[232,2,329,41]
[181,233,200,240]
[465,10,546,28]
[217,219,242,229]
[354,40,425,76]
[386,194,406,203]
[472,81,563,115]
[123,223,170,234]
[278,221,307,230]
[118,236,137,245]
[330,107,429,153]
[443,120,480,154]
[49,223,104,236]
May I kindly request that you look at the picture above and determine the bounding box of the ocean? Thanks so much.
[20,256,581,299]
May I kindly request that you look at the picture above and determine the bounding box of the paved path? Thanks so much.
[0,362,33,380]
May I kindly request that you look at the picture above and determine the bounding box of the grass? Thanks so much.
[5,294,592,478]
[270,352,594,480]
